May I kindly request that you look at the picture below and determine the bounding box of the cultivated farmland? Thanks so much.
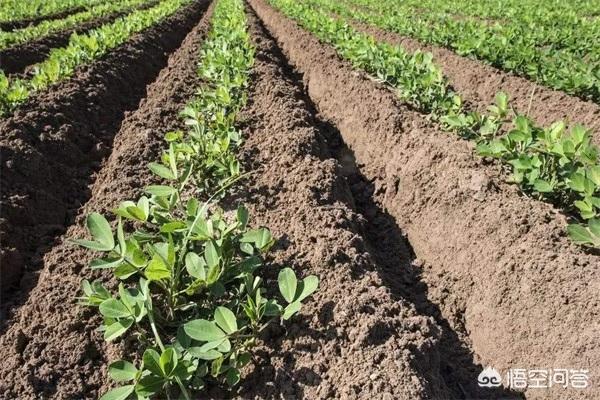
[0,0,598,399]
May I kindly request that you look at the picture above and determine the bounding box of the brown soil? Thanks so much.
[248,0,600,399]
[0,0,209,300]
[0,7,86,31]
[0,1,214,398]
[348,20,600,143]
[0,1,160,75]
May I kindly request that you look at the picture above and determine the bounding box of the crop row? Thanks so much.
[333,0,600,103]
[407,0,600,22]
[0,0,154,51]
[0,0,108,24]
[381,0,600,59]
[73,0,318,398]
[270,0,600,248]
[0,0,191,117]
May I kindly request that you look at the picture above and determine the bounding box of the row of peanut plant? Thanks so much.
[0,0,107,24]
[336,0,600,103]
[0,0,190,117]
[370,0,600,59]
[404,0,600,22]
[270,0,600,248]
[0,0,155,50]
[73,0,318,398]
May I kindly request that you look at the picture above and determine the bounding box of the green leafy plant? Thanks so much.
[76,203,317,399]
[73,0,319,398]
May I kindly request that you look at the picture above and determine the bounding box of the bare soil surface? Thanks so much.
[348,20,600,143]
[0,2,214,398]
[248,0,600,399]
[0,1,160,75]
[0,0,209,301]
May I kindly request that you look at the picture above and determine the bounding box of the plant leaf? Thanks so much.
[108,360,138,382]
[99,385,134,400]
[278,268,297,303]
[104,318,133,342]
[87,212,114,251]
[159,348,178,377]
[99,299,131,318]
[214,306,237,334]
[184,320,226,342]
[296,275,319,302]
[282,301,302,320]
[143,349,163,377]
[149,162,175,180]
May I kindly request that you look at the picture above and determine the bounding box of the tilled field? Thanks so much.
[0,0,598,399]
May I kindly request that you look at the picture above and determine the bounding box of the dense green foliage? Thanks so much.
[74,0,318,398]
[0,0,107,23]
[326,0,600,103]
[0,0,154,50]
[0,0,190,117]
[270,0,600,248]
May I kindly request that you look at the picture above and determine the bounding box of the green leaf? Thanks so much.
[87,213,114,251]
[588,166,600,186]
[145,255,171,281]
[187,348,222,360]
[99,385,134,400]
[282,301,302,320]
[117,218,126,257]
[71,239,114,252]
[143,349,162,377]
[296,275,319,302]
[145,185,176,197]
[184,320,226,342]
[533,179,553,193]
[148,162,175,180]
[226,367,241,387]
[214,306,237,334]
[159,348,178,377]
[204,240,219,268]
[108,360,138,382]
[135,374,165,397]
[567,224,593,244]
[589,219,600,237]
[90,257,123,269]
[237,206,249,229]
[125,206,146,222]
[241,228,273,251]
[278,268,297,303]
[114,263,138,280]
[568,173,587,192]
[185,252,206,280]
[104,318,134,342]
[99,299,131,318]
[211,357,223,377]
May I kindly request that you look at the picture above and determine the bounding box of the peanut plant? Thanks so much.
[73,0,318,398]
